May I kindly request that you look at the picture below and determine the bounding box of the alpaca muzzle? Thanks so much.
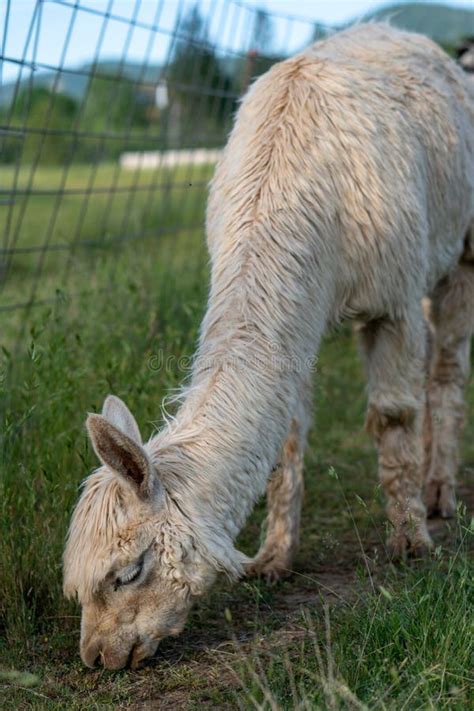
[81,634,159,670]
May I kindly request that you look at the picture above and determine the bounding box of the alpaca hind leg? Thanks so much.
[246,419,305,582]
[359,310,432,557]
[425,261,474,517]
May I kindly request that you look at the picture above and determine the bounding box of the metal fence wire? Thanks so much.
[0,0,331,350]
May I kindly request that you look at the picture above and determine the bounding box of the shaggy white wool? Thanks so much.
[63,23,473,668]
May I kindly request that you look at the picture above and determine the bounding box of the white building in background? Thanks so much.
[155,80,169,110]
[120,148,222,170]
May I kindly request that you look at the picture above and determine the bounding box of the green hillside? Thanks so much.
[364,2,474,45]
[0,61,162,108]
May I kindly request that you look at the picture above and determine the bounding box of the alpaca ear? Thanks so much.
[86,414,154,497]
[101,395,142,444]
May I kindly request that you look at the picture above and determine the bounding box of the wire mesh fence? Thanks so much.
[0,0,332,352]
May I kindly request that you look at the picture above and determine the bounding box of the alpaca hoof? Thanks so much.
[387,526,433,561]
[245,554,291,583]
[425,481,456,519]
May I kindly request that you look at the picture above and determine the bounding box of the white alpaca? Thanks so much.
[63,24,474,670]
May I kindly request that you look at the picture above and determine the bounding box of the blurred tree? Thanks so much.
[0,87,78,164]
[0,74,156,164]
[239,10,283,93]
[251,9,273,54]
[78,72,151,161]
[81,72,149,134]
[312,23,328,42]
[165,4,236,149]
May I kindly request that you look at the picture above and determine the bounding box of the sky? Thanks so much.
[1,0,474,84]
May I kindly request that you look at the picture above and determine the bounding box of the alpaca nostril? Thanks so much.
[80,641,102,668]
[127,642,138,669]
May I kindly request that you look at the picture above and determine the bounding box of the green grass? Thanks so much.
[0,161,212,345]
[0,164,473,709]
[236,538,473,709]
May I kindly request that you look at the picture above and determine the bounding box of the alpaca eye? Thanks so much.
[116,559,143,589]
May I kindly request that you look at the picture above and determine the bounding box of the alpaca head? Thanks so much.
[63,396,216,670]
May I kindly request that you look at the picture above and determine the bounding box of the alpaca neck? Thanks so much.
[153,342,299,530]
[151,293,326,557]
[150,229,332,569]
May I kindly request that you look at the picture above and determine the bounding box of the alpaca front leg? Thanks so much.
[247,421,304,582]
[360,313,432,558]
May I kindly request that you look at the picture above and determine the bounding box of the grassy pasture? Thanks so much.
[0,162,212,345]
[0,163,473,709]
